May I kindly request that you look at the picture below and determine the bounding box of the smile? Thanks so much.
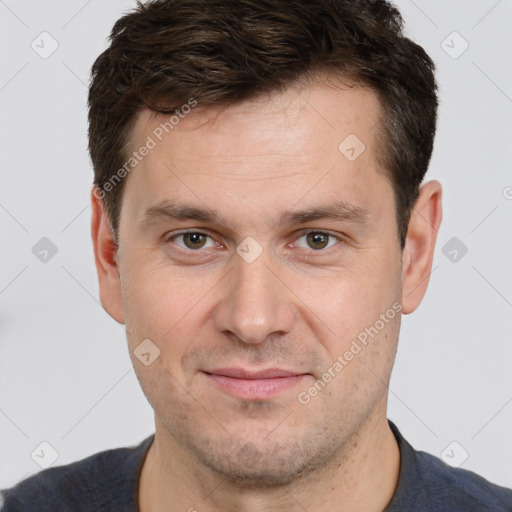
[202,368,311,400]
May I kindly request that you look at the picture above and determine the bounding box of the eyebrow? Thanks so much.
[141,200,370,228]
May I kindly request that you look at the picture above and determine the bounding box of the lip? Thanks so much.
[202,368,310,400]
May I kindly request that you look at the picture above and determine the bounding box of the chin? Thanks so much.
[177,427,344,489]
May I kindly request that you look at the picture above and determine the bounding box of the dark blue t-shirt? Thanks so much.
[2,421,511,511]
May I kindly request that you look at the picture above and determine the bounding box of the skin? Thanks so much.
[91,77,442,512]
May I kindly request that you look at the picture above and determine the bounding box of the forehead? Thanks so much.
[131,79,382,160]
[121,82,392,231]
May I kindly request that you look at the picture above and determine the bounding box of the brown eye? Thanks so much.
[182,233,208,249]
[166,231,218,255]
[306,232,330,250]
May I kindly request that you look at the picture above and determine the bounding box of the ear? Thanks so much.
[90,186,125,324]
[401,180,443,314]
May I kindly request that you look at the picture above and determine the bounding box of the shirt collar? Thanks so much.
[384,420,427,511]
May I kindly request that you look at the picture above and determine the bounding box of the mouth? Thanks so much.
[202,368,311,400]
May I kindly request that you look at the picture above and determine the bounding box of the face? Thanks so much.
[98,80,410,486]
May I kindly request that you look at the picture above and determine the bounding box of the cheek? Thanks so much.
[120,257,217,358]
[296,249,402,374]
[306,253,400,328]
[122,267,203,403]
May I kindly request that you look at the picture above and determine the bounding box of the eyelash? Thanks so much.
[164,229,344,256]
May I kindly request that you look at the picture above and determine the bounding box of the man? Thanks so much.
[2,0,511,510]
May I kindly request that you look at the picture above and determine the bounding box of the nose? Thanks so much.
[213,251,296,345]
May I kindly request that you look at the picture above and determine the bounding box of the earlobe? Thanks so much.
[401,180,443,315]
[90,187,125,324]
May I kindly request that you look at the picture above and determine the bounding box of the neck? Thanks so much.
[139,409,400,512]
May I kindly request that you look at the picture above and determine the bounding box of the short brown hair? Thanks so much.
[88,0,438,249]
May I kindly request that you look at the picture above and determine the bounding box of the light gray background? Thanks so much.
[1,0,511,491]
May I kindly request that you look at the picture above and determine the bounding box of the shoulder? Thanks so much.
[415,448,512,511]
[1,435,154,512]
[387,421,512,511]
